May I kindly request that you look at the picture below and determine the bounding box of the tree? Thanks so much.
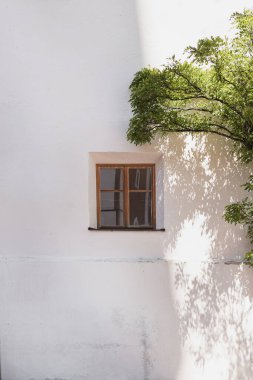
[127,9,253,265]
[224,176,253,266]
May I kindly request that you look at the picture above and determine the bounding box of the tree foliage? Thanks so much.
[127,9,253,264]
[224,177,253,266]
[128,9,253,163]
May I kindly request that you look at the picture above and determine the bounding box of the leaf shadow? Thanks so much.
[152,133,253,378]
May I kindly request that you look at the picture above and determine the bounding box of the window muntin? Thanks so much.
[100,191,124,226]
[96,164,155,229]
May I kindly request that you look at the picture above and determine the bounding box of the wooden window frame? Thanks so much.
[96,164,156,229]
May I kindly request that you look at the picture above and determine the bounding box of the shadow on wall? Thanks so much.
[155,133,252,261]
[154,133,253,379]
[173,262,253,379]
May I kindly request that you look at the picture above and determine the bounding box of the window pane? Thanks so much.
[100,191,124,226]
[129,192,152,227]
[129,168,152,190]
[100,168,123,190]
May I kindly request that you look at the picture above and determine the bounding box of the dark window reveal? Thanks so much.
[96,164,155,229]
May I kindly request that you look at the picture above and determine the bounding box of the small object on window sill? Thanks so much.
[88,227,165,231]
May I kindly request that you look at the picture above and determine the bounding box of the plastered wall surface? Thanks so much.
[0,1,253,379]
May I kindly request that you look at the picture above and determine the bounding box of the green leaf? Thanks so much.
[127,9,253,163]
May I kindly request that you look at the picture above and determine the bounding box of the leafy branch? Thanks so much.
[127,9,253,265]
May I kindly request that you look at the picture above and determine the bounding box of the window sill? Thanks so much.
[88,227,165,232]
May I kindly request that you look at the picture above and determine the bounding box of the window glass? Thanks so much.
[129,168,152,190]
[129,192,152,226]
[100,191,124,226]
[100,168,123,190]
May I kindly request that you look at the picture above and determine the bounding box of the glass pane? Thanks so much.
[100,191,124,226]
[129,192,152,227]
[100,168,123,190]
[129,168,152,190]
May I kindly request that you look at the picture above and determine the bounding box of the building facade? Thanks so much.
[0,1,253,379]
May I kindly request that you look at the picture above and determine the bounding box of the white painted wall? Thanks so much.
[0,1,253,379]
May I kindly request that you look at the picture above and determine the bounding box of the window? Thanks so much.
[96,164,156,229]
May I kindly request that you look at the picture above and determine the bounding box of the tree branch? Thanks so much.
[149,124,247,144]
[167,107,213,113]
[165,129,246,144]
[170,67,245,119]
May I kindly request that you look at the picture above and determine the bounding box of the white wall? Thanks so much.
[0,1,253,379]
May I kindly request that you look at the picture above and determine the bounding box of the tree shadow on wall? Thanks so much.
[154,133,252,261]
[174,262,253,379]
[153,134,253,378]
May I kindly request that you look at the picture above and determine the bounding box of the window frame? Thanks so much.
[96,163,156,229]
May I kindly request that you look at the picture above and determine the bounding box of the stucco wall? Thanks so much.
[0,1,253,379]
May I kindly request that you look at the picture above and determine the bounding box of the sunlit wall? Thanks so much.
[0,1,253,379]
